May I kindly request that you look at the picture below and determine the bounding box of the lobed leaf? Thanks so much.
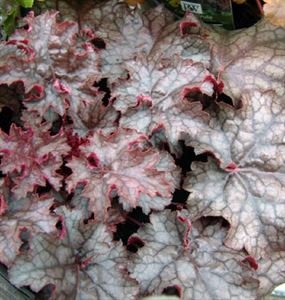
[129,210,261,300]
[9,207,138,300]
[0,193,56,267]
[67,129,179,220]
[184,90,285,257]
[0,122,70,198]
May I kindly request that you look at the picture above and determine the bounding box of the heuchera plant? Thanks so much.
[0,0,285,299]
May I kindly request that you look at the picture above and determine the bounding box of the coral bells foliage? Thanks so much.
[0,0,285,299]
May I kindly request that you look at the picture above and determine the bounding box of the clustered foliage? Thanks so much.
[0,0,285,299]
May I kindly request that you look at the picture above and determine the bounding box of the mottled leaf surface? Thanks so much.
[78,0,175,79]
[210,20,285,105]
[67,129,178,219]
[0,123,70,198]
[0,194,56,267]
[184,90,285,257]
[257,251,285,296]
[149,12,285,107]
[0,12,76,115]
[129,210,259,300]
[9,207,138,300]
[75,93,119,136]
[36,0,175,79]
[0,12,102,126]
[115,56,212,146]
[0,1,284,299]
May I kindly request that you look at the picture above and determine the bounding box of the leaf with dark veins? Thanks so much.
[118,152,180,214]
[9,207,138,300]
[81,0,175,79]
[0,194,56,267]
[115,55,212,146]
[74,91,119,136]
[114,55,213,113]
[121,99,210,150]
[0,12,76,90]
[163,15,285,106]
[129,210,260,300]
[185,157,285,258]
[189,90,285,167]
[0,12,102,122]
[24,81,68,118]
[0,124,70,198]
[184,90,285,257]
[149,13,285,107]
[257,252,285,297]
[1,2,285,299]
[148,13,212,67]
[68,188,125,231]
[39,0,175,79]
[78,128,150,166]
[66,129,178,220]
[209,19,285,105]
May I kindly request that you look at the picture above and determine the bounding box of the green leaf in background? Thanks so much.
[0,0,36,38]
[2,6,19,38]
[16,0,34,8]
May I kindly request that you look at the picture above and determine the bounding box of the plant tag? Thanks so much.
[180,1,203,14]
[152,0,235,29]
[180,0,235,29]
